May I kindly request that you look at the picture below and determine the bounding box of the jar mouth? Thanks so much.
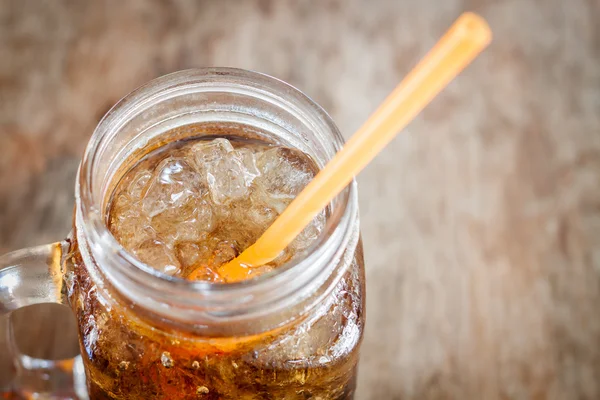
[76,68,357,322]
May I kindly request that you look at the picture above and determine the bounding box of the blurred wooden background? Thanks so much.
[1,0,599,398]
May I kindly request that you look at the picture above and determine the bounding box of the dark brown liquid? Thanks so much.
[66,134,365,399]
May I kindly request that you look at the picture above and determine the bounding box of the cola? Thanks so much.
[67,133,364,399]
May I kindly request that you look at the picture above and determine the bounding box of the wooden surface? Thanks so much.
[1,0,600,398]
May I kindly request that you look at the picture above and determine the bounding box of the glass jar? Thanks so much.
[0,68,365,400]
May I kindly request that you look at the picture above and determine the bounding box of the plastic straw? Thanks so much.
[216,12,492,282]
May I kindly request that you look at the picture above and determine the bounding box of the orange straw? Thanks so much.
[218,12,491,282]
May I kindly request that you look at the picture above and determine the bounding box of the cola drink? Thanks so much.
[66,133,364,399]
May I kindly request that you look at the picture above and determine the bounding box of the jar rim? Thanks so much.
[75,68,358,327]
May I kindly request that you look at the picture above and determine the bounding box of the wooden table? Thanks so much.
[1,1,599,398]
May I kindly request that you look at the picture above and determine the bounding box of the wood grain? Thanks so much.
[1,0,599,398]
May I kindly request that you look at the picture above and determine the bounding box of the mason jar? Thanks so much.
[0,68,365,400]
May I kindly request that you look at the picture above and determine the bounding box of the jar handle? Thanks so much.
[0,241,87,399]
[0,242,69,312]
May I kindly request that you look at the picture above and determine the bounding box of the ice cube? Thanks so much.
[190,138,234,170]
[211,240,238,267]
[207,160,246,204]
[245,264,276,280]
[190,139,262,204]
[141,158,203,218]
[132,238,181,275]
[109,206,155,250]
[150,197,214,245]
[206,148,259,205]
[233,148,260,185]
[246,200,278,228]
[174,242,202,269]
[112,192,132,211]
[254,147,313,212]
[291,210,326,252]
[180,237,235,281]
[187,264,222,282]
[127,170,153,199]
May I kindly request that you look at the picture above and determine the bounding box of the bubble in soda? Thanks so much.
[108,137,326,280]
